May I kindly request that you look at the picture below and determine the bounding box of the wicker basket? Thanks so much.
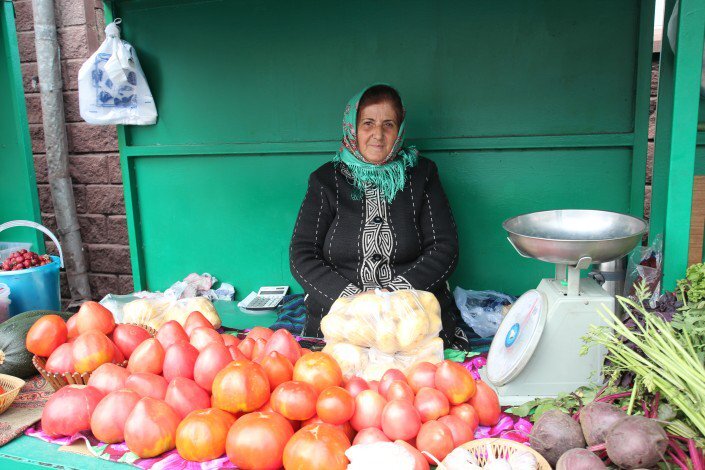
[0,374,26,414]
[447,438,551,469]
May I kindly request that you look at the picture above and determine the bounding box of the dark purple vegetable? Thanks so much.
[556,448,606,470]
[605,415,668,469]
[529,409,586,466]
[579,401,626,446]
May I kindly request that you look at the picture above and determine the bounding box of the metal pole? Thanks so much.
[32,0,92,302]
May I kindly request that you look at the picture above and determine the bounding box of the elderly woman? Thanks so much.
[290,84,469,349]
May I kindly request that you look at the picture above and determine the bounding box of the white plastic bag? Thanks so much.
[78,19,157,125]
[454,287,515,338]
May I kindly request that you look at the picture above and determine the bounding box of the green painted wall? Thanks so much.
[0,2,42,250]
[107,0,654,297]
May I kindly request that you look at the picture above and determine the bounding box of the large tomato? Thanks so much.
[251,338,268,363]
[438,415,474,447]
[221,333,239,347]
[407,362,437,393]
[350,390,387,431]
[66,315,79,340]
[75,301,115,335]
[193,342,232,392]
[395,440,430,470]
[72,330,114,373]
[344,376,370,398]
[111,324,152,360]
[450,403,480,430]
[316,386,355,425]
[352,427,391,445]
[26,314,67,357]
[176,408,236,462]
[263,329,301,365]
[283,423,350,470]
[127,338,165,375]
[41,385,104,437]
[434,360,477,405]
[166,377,212,419]
[302,415,355,442]
[90,389,141,443]
[226,411,294,469]
[125,372,168,400]
[162,341,199,382]
[124,397,181,458]
[386,380,415,402]
[378,369,407,397]
[156,320,189,350]
[184,310,214,336]
[293,352,342,394]
[44,343,74,374]
[270,381,317,421]
[189,327,224,352]
[415,420,454,464]
[228,344,247,361]
[86,362,130,395]
[414,387,450,422]
[237,337,255,359]
[211,360,270,413]
[382,399,422,441]
[246,326,274,342]
[467,380,501,426]
[261,351,294,391]
[109,339,125,363]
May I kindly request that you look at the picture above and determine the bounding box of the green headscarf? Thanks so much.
[332,84,418,203]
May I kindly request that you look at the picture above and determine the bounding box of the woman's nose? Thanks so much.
[372,124,383,139]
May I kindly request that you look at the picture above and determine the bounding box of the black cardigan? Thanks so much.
[290,156,465,345]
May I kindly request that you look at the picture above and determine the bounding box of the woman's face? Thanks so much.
[356,101,399,164]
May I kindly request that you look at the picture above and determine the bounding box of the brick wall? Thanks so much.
[13,0,133,301]
[644,57,659,222]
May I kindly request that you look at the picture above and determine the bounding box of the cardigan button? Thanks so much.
[373,216,383,224]
[371,254,382,262]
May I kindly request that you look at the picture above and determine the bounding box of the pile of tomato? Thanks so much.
[29,301,501,469]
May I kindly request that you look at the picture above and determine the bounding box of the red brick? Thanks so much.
[89,273,122,299]
[648,98,657,140]
[646,142,654,185]
[61,59,83,91]
[78,214,108,243]
[107,215,128,245]
[21,62,39,93]
[643,185,652,220]
[40,213,57,235]
[14,1,34,32]
[650,61,659,97]
[86,185,125,214]
[37,184,87,214]
[73,184,87,213]
[25,93,42,124]
[34,155,48,183]
[29,124,45,153]
[66,123,118,153]
[17,31,35,63]
[107,154,122,184]
[63,91,81,122]
[69,154,109,184]
[117,275,135,294]
[45,240,59,256]
[57,26,89,60]
[59,272,71,299]
[88,244,131,274]
[55,0,85,28]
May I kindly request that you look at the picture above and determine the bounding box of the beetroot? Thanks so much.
[605,415,667,469]
[556,448,606,470]
[529,410,586,466]
[579,401,626,446]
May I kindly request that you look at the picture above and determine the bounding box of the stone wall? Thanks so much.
[13,0,133,301]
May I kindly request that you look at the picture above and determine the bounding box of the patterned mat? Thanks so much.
[0,375,54,446]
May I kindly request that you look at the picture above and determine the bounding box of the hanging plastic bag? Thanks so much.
[78,19,157,125]
[453,287,515,338]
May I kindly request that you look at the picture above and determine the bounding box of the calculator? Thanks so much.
[238,286,289,312]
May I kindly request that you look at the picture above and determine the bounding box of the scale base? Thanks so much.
[488,277,612,406]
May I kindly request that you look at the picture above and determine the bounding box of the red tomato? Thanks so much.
[44,343,74,373]
[177,408,236,462]
[41,385,104,437]
[261,351,294,391]
[386,380,415,402]
[394,440,430,470]
[257,401,300,431]
[350,390,387,431]
[165,377,212,419]
[434,360,477,405]
[438,415,474,447]
[226,411,294,469]
[352,427,391,445]
[156,320,189,350]
[270,381,318,421]
[467,380,501,426]
[237,337,255,359]
[86,362,130,395]
[246,326,274,342]
[407,362,437,393]
[450,403,480,430]
[109,339,125,363]
[382,399,422,441]
[66,315,79,340]
[124,397,181,458]
[301,348,312,355]
[251,338,268,363]
[72,330,114,373]
[193,342,232,392]
[125,372,168,400]
[283,423,350,470]
[90,389,141,443]
[228,344,247,360]
[414,387,450,422]
[316,386,355,425]
[189,327,224,352]
[211,360,270,413]
[221,333,239,347]
[264,329,301,365]
[368,380,380,393]
[303,415,355,441]
[184,311,214,336]
[111,324,152,360]
[75,301,115,335]
[127,338,165,375]
[378,369,407,397]
[344,376,370,398]
[26,314,67,357]
[162,341,199,382]
[293,352,343,394]
[415,420,454,463]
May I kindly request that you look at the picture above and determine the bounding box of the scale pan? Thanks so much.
[503,209,647,265]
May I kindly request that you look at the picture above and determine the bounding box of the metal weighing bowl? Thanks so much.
[503,210,648,265]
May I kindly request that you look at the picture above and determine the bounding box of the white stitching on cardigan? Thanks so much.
[425,177,438,252]
[329,168,339,269]
[409,177,422,250]
[313,188,324,260]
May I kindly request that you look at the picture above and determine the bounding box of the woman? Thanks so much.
[290,84,469,349]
